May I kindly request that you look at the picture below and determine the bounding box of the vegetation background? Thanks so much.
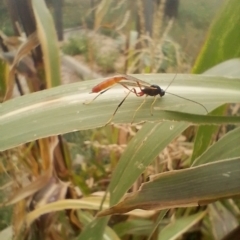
[0,0,240,240]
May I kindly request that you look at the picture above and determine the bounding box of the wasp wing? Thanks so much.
[118,74,151,85]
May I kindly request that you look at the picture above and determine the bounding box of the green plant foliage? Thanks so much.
[0,60,7,100]
[1,74,240,151]
[158,40,179,72]
[0,3,13,35]
[178,0,224,29]
[158,212,207,240]
[0,175,12,231]
[62,34,119,73]
[193,0,240,73]
[99,158,240,216]
[32,0,61,87]
[95,48,119,73]
[191,0,240,167]
[192,127,240,166]
[62,36,89,56]
[191,105,226,163]
[1,0,240,239]
[109,122,188,206]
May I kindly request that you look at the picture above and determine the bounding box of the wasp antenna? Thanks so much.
[164,73,178,93]
[166,92,208,114]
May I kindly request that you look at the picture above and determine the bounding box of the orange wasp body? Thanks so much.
[84,74,208,125]
[91,75,129,93]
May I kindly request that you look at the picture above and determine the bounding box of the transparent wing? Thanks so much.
[118,74,151,86]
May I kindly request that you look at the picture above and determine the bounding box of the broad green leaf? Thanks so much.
[77,217,109,240]
[98,158,240,216]
[147,210,168,240]
[192,0,240,73]
[109,122,188,206]
[191,105,226,163]
[77,210,93,225]
[203,58,240,77]
[191,58,240,163]
[31,0,61,87]
[1,74,240,151]
[26,198,109,226]
[192,127,240,166]
[145,110,240,125]
[77,211,120,240]
[25,197,155,226]
[158,211,207,240]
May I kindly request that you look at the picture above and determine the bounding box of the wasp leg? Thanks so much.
[150,96,158,115]
[105,89,133,126]
[131,95,147,124]
[84,88,110,105]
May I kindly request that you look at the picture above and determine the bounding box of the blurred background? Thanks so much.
[0,0,225,80]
